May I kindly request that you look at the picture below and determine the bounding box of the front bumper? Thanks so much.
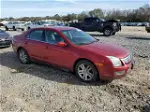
[0,40,12,48]
[112,26,121,32]
[96,59,135,80]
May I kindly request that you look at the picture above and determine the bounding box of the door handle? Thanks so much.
[24,41,28,44]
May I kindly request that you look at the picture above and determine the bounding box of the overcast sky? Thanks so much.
[0,0,149,18]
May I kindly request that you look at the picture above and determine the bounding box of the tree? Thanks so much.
[1,4,149,22]
[53,14,61,21]
[78,11,89,22]
[8,17,14,21]
[89,8,104,18]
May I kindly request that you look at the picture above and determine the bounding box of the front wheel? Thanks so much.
[103,28,113,36]
[28,27,31,30]
[75,60,99,82]
[21,28,24,31]
[18,48,30,64]
[147,30,150,33]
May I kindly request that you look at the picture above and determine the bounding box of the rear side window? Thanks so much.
[84,18,99,23]
[27,30,44,41]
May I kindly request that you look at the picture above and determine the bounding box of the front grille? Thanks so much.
[121,54,132,64]
[0,40,11,45]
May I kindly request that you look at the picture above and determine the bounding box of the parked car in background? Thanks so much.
[4,21,25,31]
[24,22,43,30]
[0,29,12,48]
[24,21,58,30]
[0,23,4,27]
[12,27,135,82]
[70,17,121,36]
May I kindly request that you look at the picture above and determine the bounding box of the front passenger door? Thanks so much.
[44,30,74,68]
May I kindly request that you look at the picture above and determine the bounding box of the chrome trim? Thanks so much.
[26,38,57,45]
[26,38,68,47]
[121,53,132,64]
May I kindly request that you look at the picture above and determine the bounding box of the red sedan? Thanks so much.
[12,27,135,82]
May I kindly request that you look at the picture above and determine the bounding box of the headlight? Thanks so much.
[106,56,122,67]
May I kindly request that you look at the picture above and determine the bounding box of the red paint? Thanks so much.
[12,27,134,80]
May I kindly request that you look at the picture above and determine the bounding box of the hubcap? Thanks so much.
[105,30,111,35]
[78,64,94,81]
[19,50,28,63]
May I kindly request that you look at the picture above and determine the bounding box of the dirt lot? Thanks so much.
[0,27,150,112]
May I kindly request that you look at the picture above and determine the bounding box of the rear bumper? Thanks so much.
[0,40,11,48]
[96,59,135,80]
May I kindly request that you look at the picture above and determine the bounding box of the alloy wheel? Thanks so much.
[77,63,94,81]
[19,49,29,64]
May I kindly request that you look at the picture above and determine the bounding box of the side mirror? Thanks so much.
[57,42,67,47]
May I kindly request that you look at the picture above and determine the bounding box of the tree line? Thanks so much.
[1,4,149,22]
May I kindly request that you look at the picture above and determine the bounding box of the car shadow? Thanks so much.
[141,104,150,112]
[126,37,150,40]
[0,51,109,86]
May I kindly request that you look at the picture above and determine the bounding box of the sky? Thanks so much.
[0,0,149,18]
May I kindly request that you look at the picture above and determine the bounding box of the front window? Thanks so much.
[61,29,98,45]
[45,30,64,45]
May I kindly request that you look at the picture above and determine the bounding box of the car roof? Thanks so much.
[31,26,76,31]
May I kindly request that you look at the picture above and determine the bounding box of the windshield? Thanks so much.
[61,29,98,45]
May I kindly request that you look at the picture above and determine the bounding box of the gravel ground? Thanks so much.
[0,29,150,112]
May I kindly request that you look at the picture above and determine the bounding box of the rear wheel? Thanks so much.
[18,48,30,64]
[5,26,8,31]
[13,26,16,31]
[75,60,98,82]
[103,28,113,36]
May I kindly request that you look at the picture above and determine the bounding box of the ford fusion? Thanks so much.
[12,27,135,82]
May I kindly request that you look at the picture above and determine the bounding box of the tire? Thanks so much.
[112,32,116,35]
[147,30,150,33]
[5,26,8,31]
[21,28,24,31]
[13,26,16,31]
[75,60,99,82]
[103,28,113,36]
[28,27,31,30]
[18,48,30,64]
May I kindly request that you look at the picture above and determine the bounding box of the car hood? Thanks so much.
[80,41,130,58]
[0,33,11,39]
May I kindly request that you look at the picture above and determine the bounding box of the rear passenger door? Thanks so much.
[25,29,47,60]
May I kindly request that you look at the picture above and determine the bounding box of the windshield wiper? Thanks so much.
[76,40,99,45]
[88,40,99,44]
